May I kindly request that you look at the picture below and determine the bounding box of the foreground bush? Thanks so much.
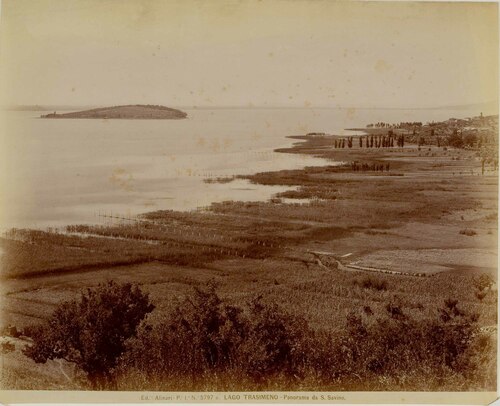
[115,286,495,391]
[23,282,495,391]
[116,286,313,390]
[23,281,154,389]
[330,299,492,390]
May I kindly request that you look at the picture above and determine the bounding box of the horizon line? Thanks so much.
[3,100,498,111]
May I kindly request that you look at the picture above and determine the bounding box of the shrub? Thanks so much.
[117,284,249,388]
[166,284,247,372]
[332,298,483,389]
[23,281,154,389]
[81,287,495,391]
[117,287,314,390]
[459,229,477,236]
[473,274,495,301]
[431,299,479,371]
[239,296,311,383]
[354,276,388,291]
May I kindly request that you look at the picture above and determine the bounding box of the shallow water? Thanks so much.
[0,106,490,229]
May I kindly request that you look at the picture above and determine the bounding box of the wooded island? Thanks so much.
[41,104,187,119]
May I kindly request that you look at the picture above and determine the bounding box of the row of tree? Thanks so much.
[334,135,405,149]
[367,121,423,129]
[350,161,390,172]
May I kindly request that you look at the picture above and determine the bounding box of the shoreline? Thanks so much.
[1,119,498,280]
[2,129,497,279]
[0,115,498,390]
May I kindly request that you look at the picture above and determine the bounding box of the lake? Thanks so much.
[0,106,490,229]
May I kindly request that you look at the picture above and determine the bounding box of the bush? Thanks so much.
[23,281,154,389]
[473,274,495,301]
[460,229,477,236]
[354,276,388,291]
[238,296,311,383]
[165,284,247,373]
[30,284,492,391]
[116,284,249,389]
[117,287,314,390]
[115,287,492,391]
[331,298,484,389]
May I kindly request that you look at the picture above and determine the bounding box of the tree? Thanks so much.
[23,281,154,389]
[167,284,247,372]
[240,296,309,380]
[448,129,463,148]
[463,132,477,148]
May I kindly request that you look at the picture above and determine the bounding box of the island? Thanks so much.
[40,104,187,119]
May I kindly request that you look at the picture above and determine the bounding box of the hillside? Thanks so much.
[40,104,187,119]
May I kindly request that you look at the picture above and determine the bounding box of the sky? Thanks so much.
[0,0,498,109]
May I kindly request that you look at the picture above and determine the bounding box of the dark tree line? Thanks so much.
[367,121,422,129]
[350,161,390,172]
[365,134,400,148]
[334,137,352,148]
[334,134,405,149]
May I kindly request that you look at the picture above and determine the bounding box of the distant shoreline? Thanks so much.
[344,127,407,135]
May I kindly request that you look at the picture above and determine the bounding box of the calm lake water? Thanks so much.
[0,106,490,229]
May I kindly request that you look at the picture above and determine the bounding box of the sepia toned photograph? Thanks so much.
[0,0,498,403]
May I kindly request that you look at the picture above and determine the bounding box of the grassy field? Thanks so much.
[0,137,497,390]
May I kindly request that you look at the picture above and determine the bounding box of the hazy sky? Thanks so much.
[0,0,498,108]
